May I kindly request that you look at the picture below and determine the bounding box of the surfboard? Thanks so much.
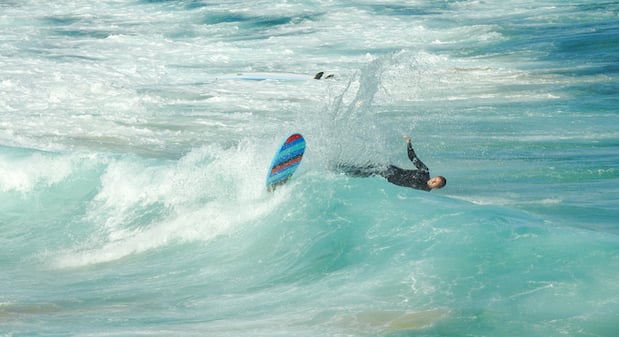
[218,72,333,81]
[266,133,306,191]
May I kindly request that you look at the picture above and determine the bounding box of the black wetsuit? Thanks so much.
[336,142,431,191]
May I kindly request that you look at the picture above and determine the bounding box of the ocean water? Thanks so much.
[1,1,618,336]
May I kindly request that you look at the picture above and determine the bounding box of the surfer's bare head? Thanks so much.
[428,176,446,189]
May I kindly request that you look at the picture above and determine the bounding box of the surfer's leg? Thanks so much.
[335,163,383,177]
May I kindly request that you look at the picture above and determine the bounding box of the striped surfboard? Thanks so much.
[266,133,306,191]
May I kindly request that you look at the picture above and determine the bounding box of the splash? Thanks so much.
[311,55,397,167]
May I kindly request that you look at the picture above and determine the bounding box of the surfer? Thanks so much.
[336,135,446,191]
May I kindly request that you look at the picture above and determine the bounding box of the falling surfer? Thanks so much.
[335,135,446,191]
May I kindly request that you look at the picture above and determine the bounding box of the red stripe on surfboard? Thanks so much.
[270,155,302,175]
[284,133,302,145]
[270,155,302,174]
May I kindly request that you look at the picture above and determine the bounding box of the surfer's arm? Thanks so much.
[404,135,429,172]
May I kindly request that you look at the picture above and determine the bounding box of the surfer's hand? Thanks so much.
[403,135,411,144]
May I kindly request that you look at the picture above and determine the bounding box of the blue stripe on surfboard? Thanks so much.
[270,154,303,176]
[271,141,305,166]
[272,148,304,168]
[277,140,304,157]
[267,162,302,185]
[268,152,304,185]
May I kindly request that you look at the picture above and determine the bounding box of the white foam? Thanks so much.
[51,142,289,268]
[0,152,74,193]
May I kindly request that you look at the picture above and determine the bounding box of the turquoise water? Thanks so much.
[1,1,618,336]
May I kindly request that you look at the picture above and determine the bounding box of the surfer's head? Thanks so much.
[427,176,446,189]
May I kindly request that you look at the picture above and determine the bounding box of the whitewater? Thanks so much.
[1,1,618,336]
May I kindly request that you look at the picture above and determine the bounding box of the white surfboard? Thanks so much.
[218,71,333,81]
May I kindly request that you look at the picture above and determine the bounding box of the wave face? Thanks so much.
[1,1,618,336]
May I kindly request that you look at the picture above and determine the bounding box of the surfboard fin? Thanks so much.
[314,71,334,80]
